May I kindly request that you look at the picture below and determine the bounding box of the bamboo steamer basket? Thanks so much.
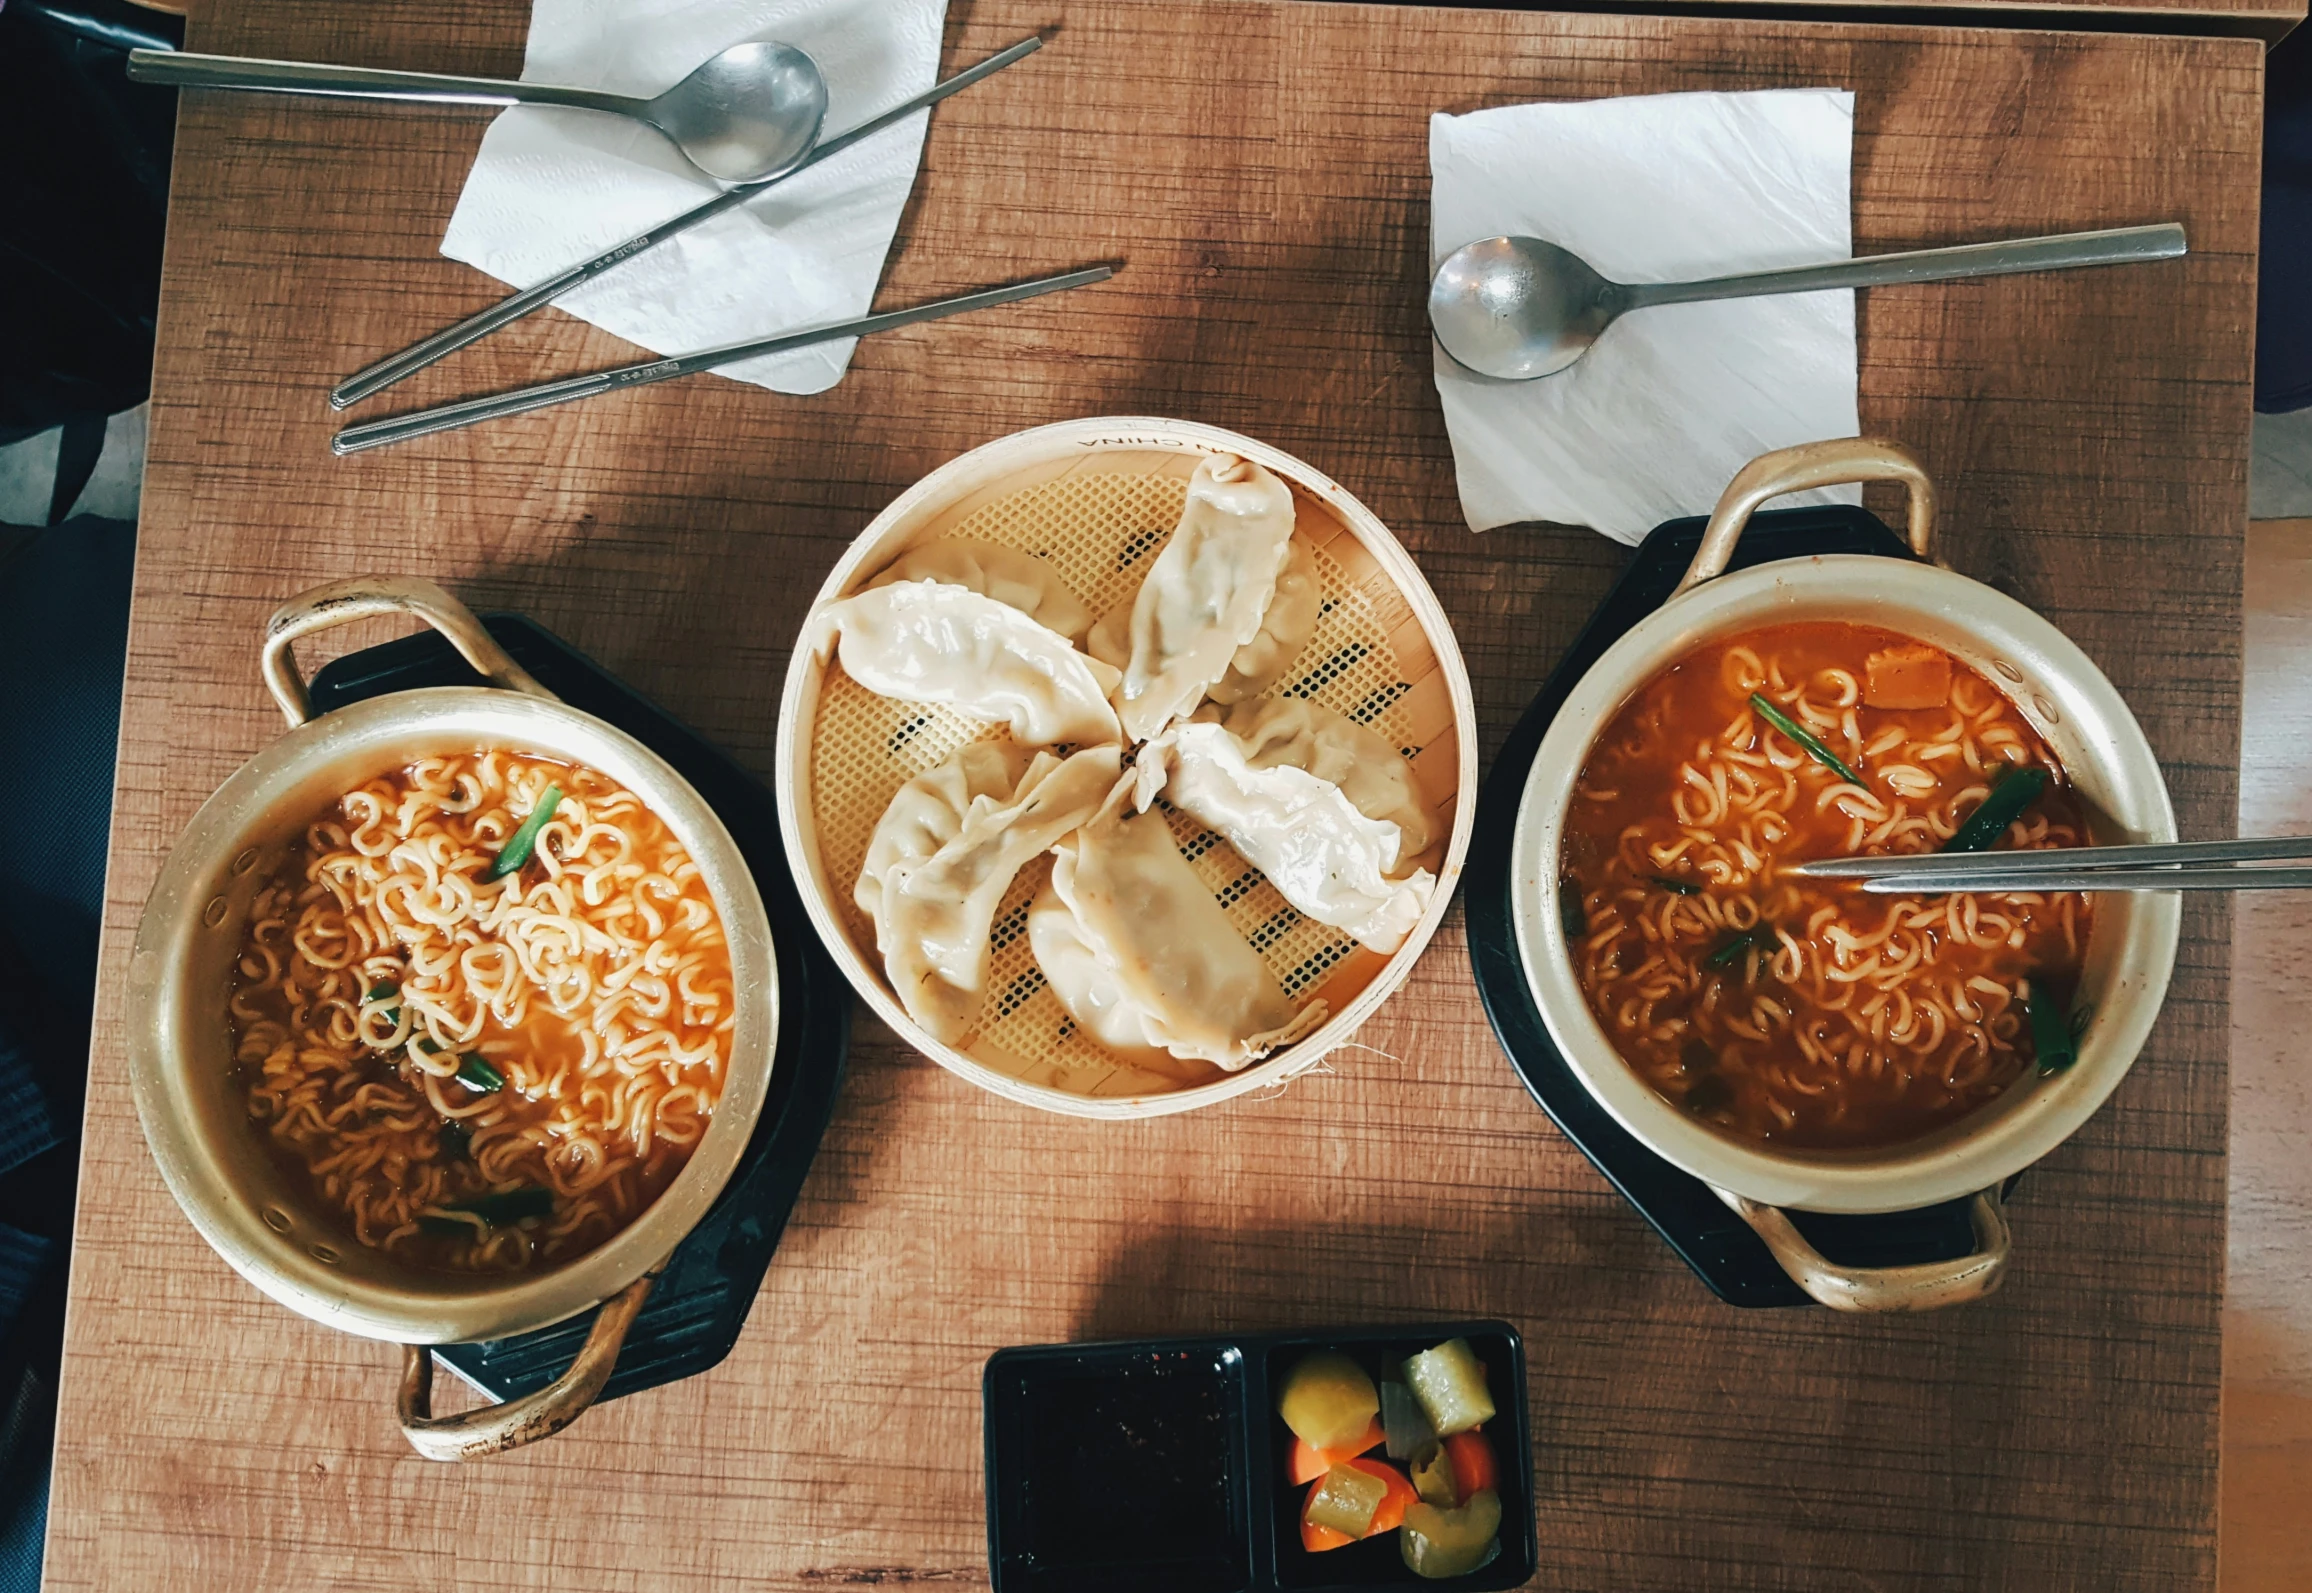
[775,417,1477,1117]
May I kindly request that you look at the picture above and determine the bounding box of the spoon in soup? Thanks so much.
[128,41,829,184]
[1428,223,2187,381]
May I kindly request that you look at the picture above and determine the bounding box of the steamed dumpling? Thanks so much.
[1134,721,1436,954]
[853,740,1034,944]
[866,538,1093,645]
[1090,537,1320,706]
[1036,771,1326,1069]
[1199,695,1439,862]
[1111,455,1298,741]
[1210,538,1319,704]
[1026,886,1177,1061]
[812,578,1122,747]
[873,743,1120,1043]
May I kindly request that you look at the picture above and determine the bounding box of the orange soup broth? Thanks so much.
[228,753,731,1273]
[1559,623,2093,1151]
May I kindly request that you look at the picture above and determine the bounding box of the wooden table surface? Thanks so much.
[46,1,2260,1588]
[1660,0,2300,44]
[2223,518,2312,1591]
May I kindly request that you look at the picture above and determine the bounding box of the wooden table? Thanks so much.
[46,1,2259,1587]
[1636,0,2300,44]
[2224,517,2312,1591]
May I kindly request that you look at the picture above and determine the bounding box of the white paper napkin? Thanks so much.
[1430,89,1861,543]
[441,0,948,395]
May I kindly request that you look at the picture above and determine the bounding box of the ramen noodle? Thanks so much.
[1559,623,2092,1151]
[228,752,732,1272]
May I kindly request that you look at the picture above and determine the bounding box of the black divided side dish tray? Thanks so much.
[984,1323,1536,1593]
[307,614,851,1403]
[1463,506,2007,1309]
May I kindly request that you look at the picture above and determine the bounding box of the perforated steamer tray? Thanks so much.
[775,418,1478,1116]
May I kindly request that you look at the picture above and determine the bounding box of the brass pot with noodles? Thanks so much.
[125,577,776,1459]
[1508,439,2179,1313]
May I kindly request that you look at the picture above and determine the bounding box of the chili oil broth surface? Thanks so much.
[226,752,733,1273]
[1559,623,2092,1151]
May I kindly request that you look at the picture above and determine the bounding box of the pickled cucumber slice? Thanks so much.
[1408,1441,1457,1509]
[1402,1338,1495,1438]
[1278,1351,1380,1451]
[1399,1488,1503,1580]
[1305,1461,1388,1537]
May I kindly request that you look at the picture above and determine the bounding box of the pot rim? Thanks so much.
[1507,553,2180,1214]
[126,684,778,1343]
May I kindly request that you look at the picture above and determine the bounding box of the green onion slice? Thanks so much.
[1648,875,1702,896]
[452,1186,552,1224]
[456,1054,505,1093]
[1941,766,2048,855]
[487,784,563,879]
[1703,927,1767,969]
[1559,883,1586,940]
[2027,978,2077,1074]
[365,981,399,1002]
[1749,693,1863,786]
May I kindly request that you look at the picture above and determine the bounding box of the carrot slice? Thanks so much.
[1443,1430,1498,1505]
[1286,1415,1384,1484]
[1300,1514,1355,1553]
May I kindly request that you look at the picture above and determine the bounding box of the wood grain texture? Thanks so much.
[1566,0,2304,45]
[2222,518,2312,1592]
[46,2,2256,1589]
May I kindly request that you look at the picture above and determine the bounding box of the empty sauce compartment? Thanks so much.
[985,1341,1253,1593]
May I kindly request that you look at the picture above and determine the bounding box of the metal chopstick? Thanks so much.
[1853,866,2312,894]
[1796,834,2312,879]
[329,35,1045,410]
[330,265,1115,453]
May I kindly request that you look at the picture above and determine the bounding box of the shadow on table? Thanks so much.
[1071,1197,1658,1348]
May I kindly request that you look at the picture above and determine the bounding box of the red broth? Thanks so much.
[1558,623,2092,1151]
[228,751,730,1272]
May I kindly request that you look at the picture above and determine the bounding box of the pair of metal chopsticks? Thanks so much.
[1793,836,2312,894]
[332,36,1111,453]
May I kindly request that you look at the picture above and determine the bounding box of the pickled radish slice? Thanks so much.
[1278,1351,1380,1451]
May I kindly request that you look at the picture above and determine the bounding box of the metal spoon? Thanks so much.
[1428,223,2187,381]
[126,41,828,184]
[328,35,1045,410]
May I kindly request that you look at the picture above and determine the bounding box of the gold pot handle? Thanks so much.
[396,1273,654,1461]
[1671,437,1937,598]
[261,574,554,728]
[1712,1184,2009,1313]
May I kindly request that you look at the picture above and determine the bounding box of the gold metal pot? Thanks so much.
[124,577,778,1457]
[1507,439,2180,1311]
